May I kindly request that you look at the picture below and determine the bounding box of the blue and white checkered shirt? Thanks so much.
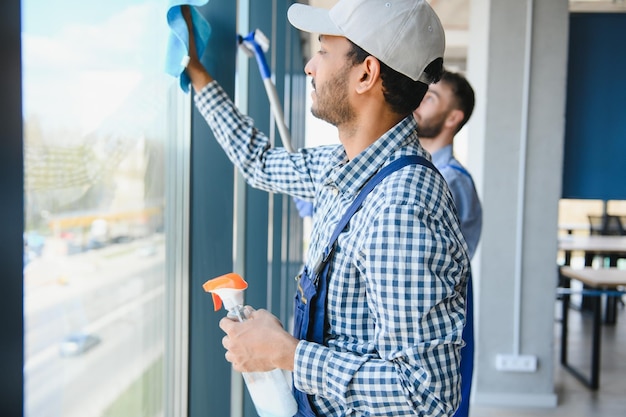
[196,81,470,417]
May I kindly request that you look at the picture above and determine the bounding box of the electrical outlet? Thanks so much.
[495,354,538,372]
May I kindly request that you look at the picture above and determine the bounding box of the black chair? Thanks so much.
[586,215,625,267]
[588,214,625,237]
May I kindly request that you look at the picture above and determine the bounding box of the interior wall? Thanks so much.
[467,0,569,407]
[562,13,626,201]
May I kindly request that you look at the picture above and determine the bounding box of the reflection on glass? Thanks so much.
[22,1,179,416]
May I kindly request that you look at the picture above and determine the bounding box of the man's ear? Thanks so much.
[355,56,381,94]
[446,109,465,129]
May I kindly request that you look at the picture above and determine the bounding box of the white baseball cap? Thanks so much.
[287,0,445,83]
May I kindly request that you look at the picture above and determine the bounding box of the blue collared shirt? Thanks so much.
[430,145,482,259]
[195,81,470,417]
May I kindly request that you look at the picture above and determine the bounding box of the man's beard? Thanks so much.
[310,66,355,127]
[416,114,446,139]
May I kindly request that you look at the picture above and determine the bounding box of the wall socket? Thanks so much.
[495,354,538,372]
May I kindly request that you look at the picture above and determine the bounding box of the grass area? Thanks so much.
[101,355,163,417]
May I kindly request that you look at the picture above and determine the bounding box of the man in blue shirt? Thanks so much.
[413,70,483,417]
[183,1,471,415]
[413,71,482,258]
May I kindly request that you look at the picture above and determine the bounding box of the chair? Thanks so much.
[588,214,625,237]
[586,215,626,267]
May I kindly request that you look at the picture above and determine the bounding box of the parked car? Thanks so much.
[59,332,101,357]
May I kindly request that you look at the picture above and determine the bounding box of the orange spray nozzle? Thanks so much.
[202,272,248,311]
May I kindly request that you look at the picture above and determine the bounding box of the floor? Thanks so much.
[470,296,626,417]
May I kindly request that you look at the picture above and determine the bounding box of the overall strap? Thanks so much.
[312,155,438,277]
[444,163,471,179]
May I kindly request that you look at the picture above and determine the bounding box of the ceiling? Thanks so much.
[304,0,626,70]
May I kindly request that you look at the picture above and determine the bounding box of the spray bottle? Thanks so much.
[203,273,298,417]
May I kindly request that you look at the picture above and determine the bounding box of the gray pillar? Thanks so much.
[466,0,568,407]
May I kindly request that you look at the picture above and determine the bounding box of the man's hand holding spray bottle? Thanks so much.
[203,273,298,417]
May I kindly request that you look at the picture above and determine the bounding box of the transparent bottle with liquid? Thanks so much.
[203,273,298,417]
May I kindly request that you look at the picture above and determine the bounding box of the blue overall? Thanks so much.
[453,274,474,417]
[292,155,444,416]
[443,164,476,417]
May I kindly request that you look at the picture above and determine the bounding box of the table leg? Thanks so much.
[564,249,572,266]
[561,286,602,390]
[560,276,569,365]
[580,253,595,312]
[604,255,620,325]
[590,294,601,389]
[604,293,618,325]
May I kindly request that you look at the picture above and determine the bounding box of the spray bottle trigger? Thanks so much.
[211,293,222,311]
[203,273,248,312]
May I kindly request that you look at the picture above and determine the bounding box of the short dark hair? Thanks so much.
[439,70,475,133]
[346,41,443,116]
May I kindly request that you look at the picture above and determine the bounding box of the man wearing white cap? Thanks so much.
[183,1,470,415]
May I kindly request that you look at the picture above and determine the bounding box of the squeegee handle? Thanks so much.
[242,31,294,152]
[262,79,294,153]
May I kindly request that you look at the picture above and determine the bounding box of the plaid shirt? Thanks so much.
[196,81,470,417]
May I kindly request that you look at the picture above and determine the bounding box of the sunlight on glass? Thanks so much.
[22,1,179,416]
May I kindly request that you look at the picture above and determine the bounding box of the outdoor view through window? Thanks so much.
[22,1,184,415]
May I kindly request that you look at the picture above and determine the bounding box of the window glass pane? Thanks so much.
[22,1,181,416]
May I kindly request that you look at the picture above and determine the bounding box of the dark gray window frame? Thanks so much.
[1,1,24,415]
[188,1,306,417]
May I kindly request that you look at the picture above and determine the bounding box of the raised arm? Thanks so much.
[181,5,213,92]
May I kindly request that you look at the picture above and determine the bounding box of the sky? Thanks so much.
[21,0,362,154]
[22,0,171,135]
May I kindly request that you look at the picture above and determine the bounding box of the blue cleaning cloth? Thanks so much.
[165,0,211,92]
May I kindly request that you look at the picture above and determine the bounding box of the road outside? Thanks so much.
[24,234,166,417]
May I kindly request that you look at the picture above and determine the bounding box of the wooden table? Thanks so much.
[558,235,626,266]
[558,235,626,255]
[558,266,626,390]
[558,235,626,318]
[558,222,589,235]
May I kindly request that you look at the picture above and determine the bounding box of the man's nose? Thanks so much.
[304,56,316,76]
